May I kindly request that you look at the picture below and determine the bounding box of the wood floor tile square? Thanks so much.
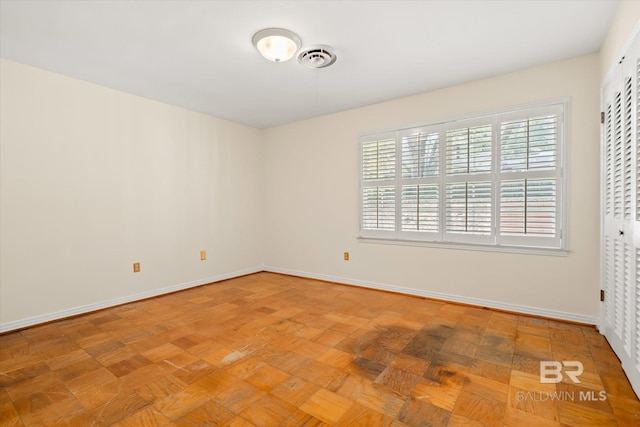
[12,383,72,415]
[152,387,212,419]
[174,399,235,425]
[20,393,85,426]
[452,390,506,425]
[557,400,619,426]
[357,382,405,418]
[508,385,559,422]
[106,354,153,377]
[273,409,327,427]
[349,357,387,381]
[313,330,348,347]
[335,401,394,426]
[389,353,430,377]
[318,348,355,369]
[135,374,187,402]
[6,371,59,401]
[398,397,451,426]
[239,394,297,426]
[216,379,267,413]
[86,390,150,425]
[300,388,354,424]
[411,378,462,412]
[121,364,168,389]
[375,366,421,396]
[0,401,21,427]
[463,372,509,403]
[271,376,321,407]
[292,358,346,389]
[73,379,124,411]
[607,394,640,425]
[0,358,50,387]
[245,364,290,391]
[503,406,563,427]
[334,373,368,400]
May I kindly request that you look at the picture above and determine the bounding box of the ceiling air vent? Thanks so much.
[297,45,337,69]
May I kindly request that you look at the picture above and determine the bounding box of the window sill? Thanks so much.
[357,237,569,257]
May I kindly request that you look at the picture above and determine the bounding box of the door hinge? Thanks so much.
[600,289,605,302]
[601,112,605,124]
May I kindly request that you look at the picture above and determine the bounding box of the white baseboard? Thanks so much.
[1,265,598,333]
[263,266,598,325]
[0,266,263,333]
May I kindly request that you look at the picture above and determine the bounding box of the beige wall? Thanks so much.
[600,1,640,80]
[0,59,264,329]
[4,13,634,329]
[263,53,600,321]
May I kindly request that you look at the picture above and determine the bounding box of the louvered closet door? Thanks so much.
[601,30,640,398]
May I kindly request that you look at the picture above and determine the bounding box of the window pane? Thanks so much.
[445,181,491,234]
[528,115,557,169]
[501,115,557,172]
[467,182,492,234]
[527,179,556,236]
[445,183,466,232]
[469,126,492,173]
[446,125,492,175]
[362,138,396,181]
[446,129,469,175]
[402,132,439,178]
[500,179,556,237]
[500,121,528,171]
[500,180,526,234]
[402,185,438,232]
[362,186,396,230]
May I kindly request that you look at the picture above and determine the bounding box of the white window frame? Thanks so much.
[358,100,569,256]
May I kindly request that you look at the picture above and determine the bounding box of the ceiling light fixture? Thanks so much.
[252,28,301,63]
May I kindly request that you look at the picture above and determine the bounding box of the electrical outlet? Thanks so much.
[133,262,140,273]
[344,252,349,261]
[200,250,207,261]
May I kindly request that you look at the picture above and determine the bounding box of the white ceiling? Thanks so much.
[0,0,620,129]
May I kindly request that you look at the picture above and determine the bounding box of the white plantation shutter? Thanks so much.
[606,104,614,216]
[497,107,562,248]
[402,132,439,178]
[500,179,556,237]
[636,248,640,372]
[446,125,492,175]
[361,137,396,234]
[359,101,565,251]
[445,181,492,235]
[443,121,494,244]
[362,186,395,230]
[625,77,634,220]
[637,58,640,223]
[614,92,624,219]
[500,115,557,171]
[600,30,640,398]
[362,138,395,181]
[401,185,439,232]
[399,127,441,239]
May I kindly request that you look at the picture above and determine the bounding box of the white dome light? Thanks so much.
[252,28,301,63]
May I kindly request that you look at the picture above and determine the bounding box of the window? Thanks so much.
[359,102,567,254]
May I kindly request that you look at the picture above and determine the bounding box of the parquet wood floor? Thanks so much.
[1,272,639,426]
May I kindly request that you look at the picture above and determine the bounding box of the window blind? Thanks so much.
[359,101,566,252]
